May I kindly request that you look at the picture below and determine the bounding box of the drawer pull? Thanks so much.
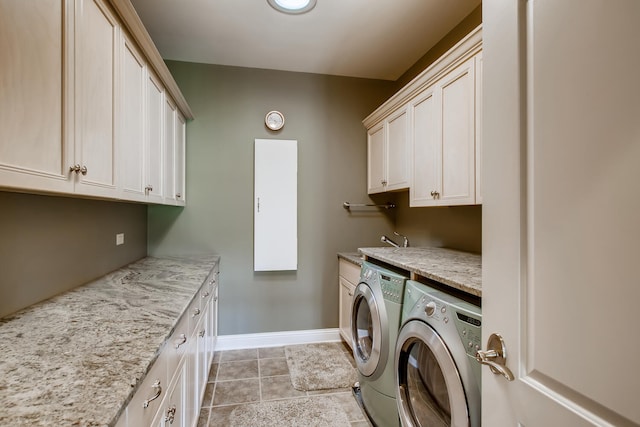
[174,333,187,349]
[192,308,201,317]
[199,329,205,338]
[142,380,162,408]
[165,405,177,424]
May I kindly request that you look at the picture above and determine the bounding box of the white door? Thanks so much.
[483,1,640,426]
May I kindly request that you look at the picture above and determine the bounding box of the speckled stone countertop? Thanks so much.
[0,255,218,427]
[358,247,481,296]
[337,252,364,266]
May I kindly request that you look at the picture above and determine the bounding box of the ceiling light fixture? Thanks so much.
[267,0,317,15]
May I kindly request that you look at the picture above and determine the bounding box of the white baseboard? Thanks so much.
[216,328,342,351]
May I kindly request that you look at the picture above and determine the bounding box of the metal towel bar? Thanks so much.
[343,202,395,210]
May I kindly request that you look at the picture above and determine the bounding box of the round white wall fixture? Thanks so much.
[267,0,317,14]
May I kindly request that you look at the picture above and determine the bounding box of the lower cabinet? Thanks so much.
[116,264,218,427]
[338,259,361,349]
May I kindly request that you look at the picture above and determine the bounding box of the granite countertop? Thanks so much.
[0,255,218,427]
[358,247,481,296]
[337,252,364,266]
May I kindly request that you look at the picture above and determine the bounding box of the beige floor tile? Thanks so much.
[220,348,258,362]
[258,346,285,358]
[217,359,259,381]
[212,378,260,406]
[259,357,289,377]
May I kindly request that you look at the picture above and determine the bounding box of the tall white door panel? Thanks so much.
[254,139,297,271]
[483,0,640,426]
[75,0,118,196]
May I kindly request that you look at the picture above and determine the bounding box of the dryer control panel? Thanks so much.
[379,273,405,304]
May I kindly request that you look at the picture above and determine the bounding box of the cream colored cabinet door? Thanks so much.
[74,0,119,197]
[338,259,361,349]
[385,107,410,191]
[410,57,476,206]
[367,122,385,194]
[410,87,439,206]
[0,0,74,194]
[174,113,186,205]
[474,51,483,204]
[438,56,475,205]
[119,35,146,201]
[145,71,165,203]
[483,0,640,426]
[163,98,177,204]
[338,277,355,348]
[411,56,476,206]
[367,108,409,194]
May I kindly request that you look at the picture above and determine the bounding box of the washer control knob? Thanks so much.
[425,301,437,317]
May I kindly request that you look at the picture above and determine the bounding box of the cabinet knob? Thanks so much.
[381,180,387,186]
[430,190,440,199]
[164,405,177,424]
[176,193,181,198]
[79,165,88,175]
[198,329,205,338]
[192,308,201,317]
[69,164,81,174]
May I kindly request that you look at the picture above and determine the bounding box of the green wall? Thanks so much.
[148,63,398,334]
[0,191,147,318]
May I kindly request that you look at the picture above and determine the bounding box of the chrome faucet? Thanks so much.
[380,235,399,248]
[380,232,410,248]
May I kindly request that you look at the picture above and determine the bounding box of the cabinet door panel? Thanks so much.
[0,0,73,192]
[163,98,176,203]
[174,113,186,205]
[386,107,409,190]
[439,58,475,204]
[339,277,355,348]
[146,72,164,203]
[367,123,385,194]
[475,52,483,204]
[410,89,440,206]
[120,37,145,200]
[75,0,117,194]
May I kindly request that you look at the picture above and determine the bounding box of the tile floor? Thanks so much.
[196,343,371,426]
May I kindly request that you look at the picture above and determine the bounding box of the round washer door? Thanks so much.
[351,282,388,378]
[395,320,469,427]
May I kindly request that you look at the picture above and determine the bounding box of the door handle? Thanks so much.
[475,333,514,381]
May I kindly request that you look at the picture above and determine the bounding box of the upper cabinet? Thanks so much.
[363,26,482,206]
[0,0,193,206]
[367,106,410,194]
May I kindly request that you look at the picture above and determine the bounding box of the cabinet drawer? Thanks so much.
[152,361,186,427]
[125,350,169,426]
[166,308,191,378]
[339,259,361,284]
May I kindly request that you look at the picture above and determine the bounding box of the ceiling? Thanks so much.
[129,0,481,81]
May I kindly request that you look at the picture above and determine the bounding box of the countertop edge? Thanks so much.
[357,247,482,297]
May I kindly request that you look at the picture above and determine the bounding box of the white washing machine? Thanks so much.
[394,280,482,427]
[351,260,408,427]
